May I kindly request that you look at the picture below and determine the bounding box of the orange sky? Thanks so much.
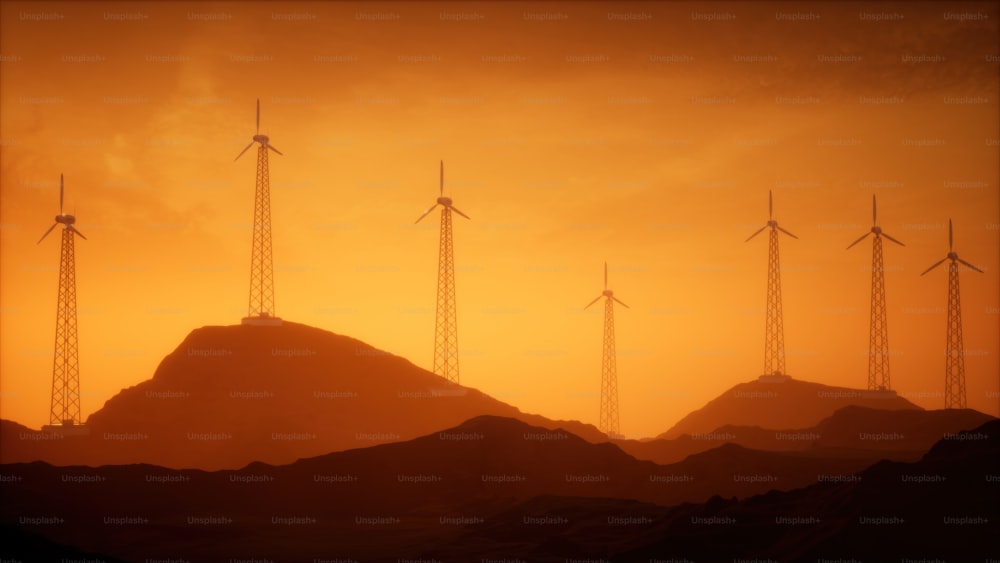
[2,1,998,437]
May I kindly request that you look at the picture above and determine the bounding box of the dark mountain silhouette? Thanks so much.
[0,526,130,563]
[613,418,1000,562]
[657,376,921,440]
[2,416,995,562]
[1,322,604,469]
[420,420,1000,562]
[619,405,994,464]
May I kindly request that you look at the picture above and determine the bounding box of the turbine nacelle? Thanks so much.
[846,195,903,250]
[921,219,984,275]
[234,99,283,161]
[746,191,797,242]
[585,262,629,309]
[39,174,87,243]
[414,161,470,223]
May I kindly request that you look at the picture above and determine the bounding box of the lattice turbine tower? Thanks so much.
[37,174,87,428]
[745,190,798,377]
[585,262,630,439]
[847,195,905,391]
[921,219,984,409]
[415,161,470,383]
[235,98,283,325]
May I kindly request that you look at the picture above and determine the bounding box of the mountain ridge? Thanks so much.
[657,376,922,440]
[619,404,993,464]
[3,415,995,561]
[1,321,605,469]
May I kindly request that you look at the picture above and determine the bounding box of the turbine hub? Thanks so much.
[56,214,75,225]
[947,251,958,260]
[872,226,882,235]
[253,134,269,144]
[437,196,452,206]
[767,220,778,228]
[603,289,613,297]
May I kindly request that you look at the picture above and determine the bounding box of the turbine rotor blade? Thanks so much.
[612,296,629,308]
[872,194,877,225]
[440,160,444,196]
[846,232,870,250]
[881,232,905,246]
[776,225,798,239]
[37,223,58,244]
[745,225,768,242]
[604,262,608,290]
[948,219,953,251]
[584,295,602,309]
[414,203,439,224]
[450,206,471,220]
[68,225,87,240]
[256,98,260,135]
[921,257,947,276]
[768,190,773,220]
[60,174,64,215]
[234,140,255,161]
[267,144,283,155]
[957,258,984,273]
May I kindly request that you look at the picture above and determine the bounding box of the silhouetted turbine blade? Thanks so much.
[234,140,255,161]
[68,225,87,240]
[440,160,444,196]
[958,258,985,273]
[872,194,877,225]
[604,262,608,290]
[256,98,260,134]
[584,295,603,309]
[37,223,58,244]
[846,232,870,250]
[921,257,947,276]
[768,190,773,220]
[882,232,905,246]
[451,206,471,220]
[267,144,283,156]
[948,219,953,251]
[745,225,767,242]
[776,226,798,239]
[612,296,629,308]
[59,174,65,215]
[414,204,438,224]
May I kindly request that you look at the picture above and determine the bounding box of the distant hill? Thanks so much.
[657,376,921,440]
[615,418,1000,562]
[0,321,604,469]
[430,420,1000,561]
[619,405,994,464]
[3,415,995,561]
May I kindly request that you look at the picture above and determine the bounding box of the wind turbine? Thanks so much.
[585,262,629,439]
[847,195,905,391]
[235,98,283,325]
[38,174,86,429]
[745,190,797,378]
[921,219,984,409]
[415,160,470,383]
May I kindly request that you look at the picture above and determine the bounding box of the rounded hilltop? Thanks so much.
[3,321,604,469]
